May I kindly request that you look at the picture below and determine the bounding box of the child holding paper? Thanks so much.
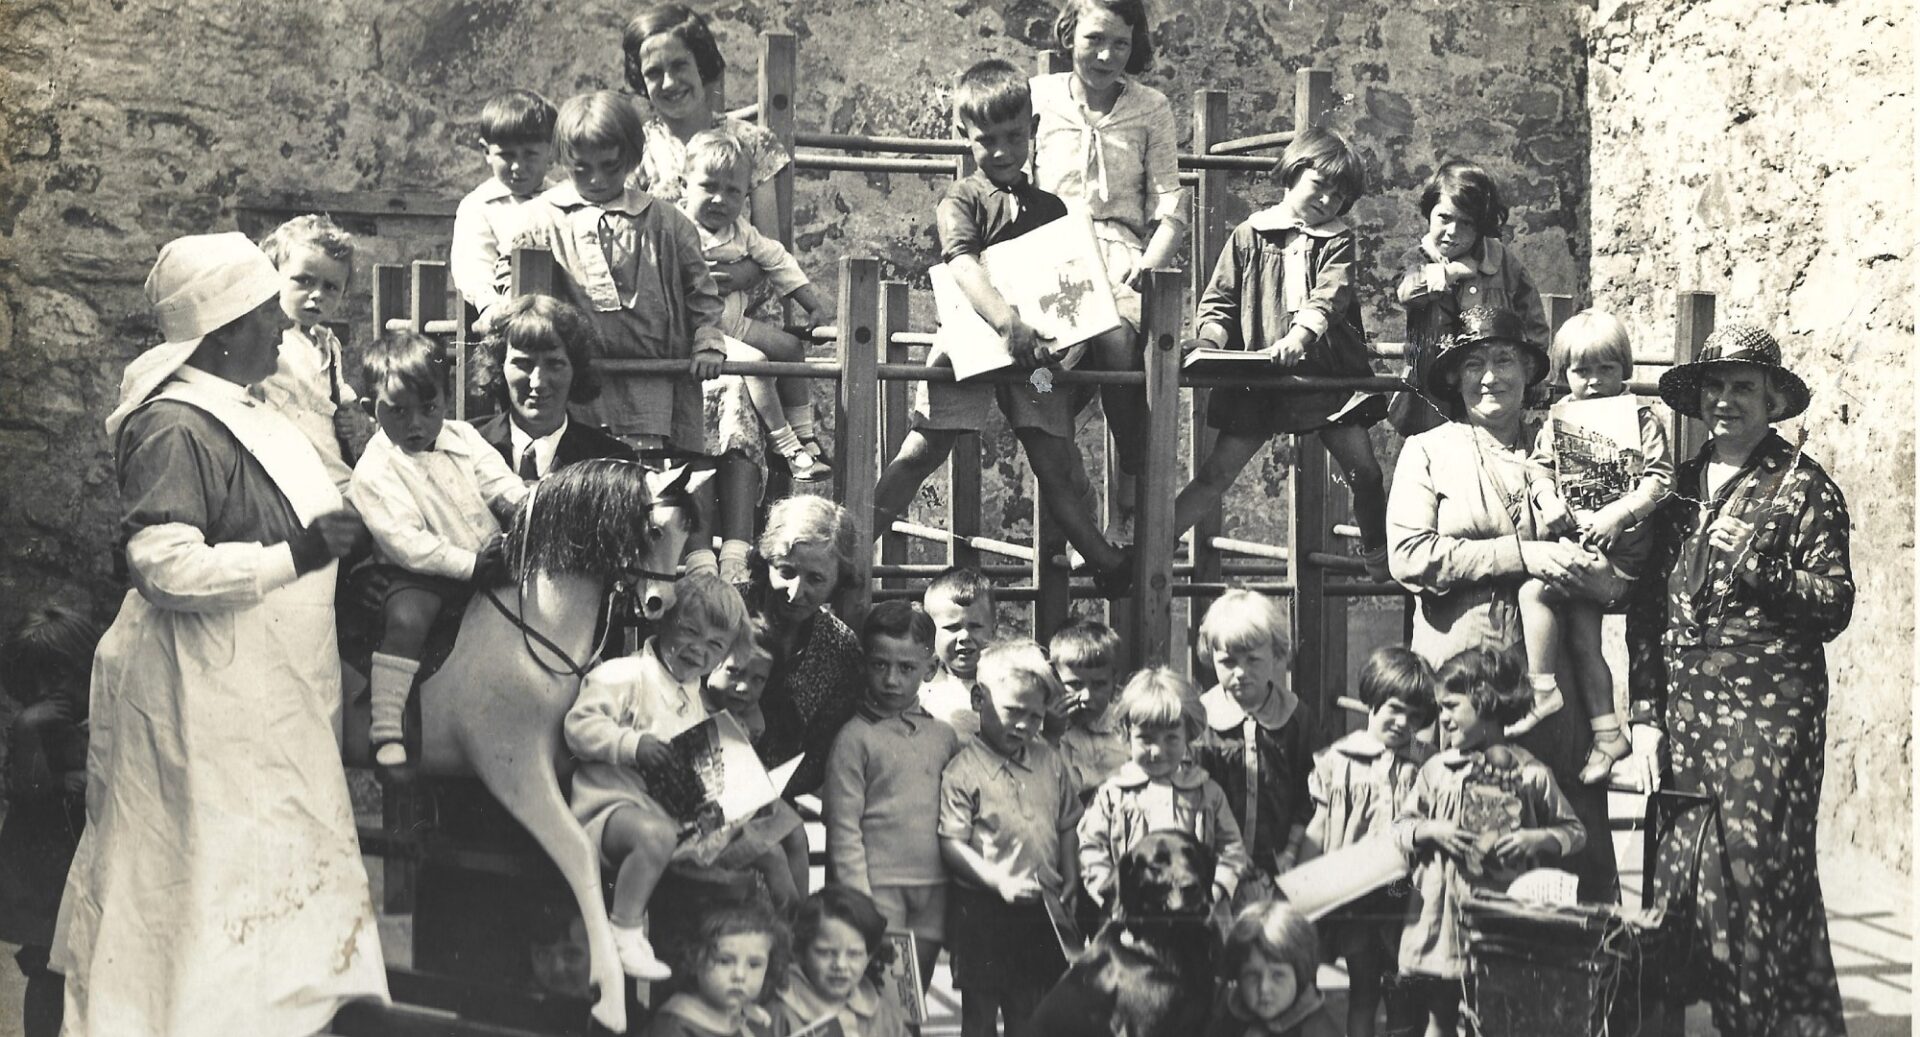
[872,59,1130,596]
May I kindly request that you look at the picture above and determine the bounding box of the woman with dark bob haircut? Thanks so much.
[469,294,634,478]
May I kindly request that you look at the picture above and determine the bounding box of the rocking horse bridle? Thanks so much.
[483,474,685,680]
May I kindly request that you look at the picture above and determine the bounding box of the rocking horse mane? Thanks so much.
[503,459,699,579]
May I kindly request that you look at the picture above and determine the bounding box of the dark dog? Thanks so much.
[1016,830,1220,1037]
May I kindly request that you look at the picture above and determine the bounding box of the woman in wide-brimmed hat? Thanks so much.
[1383,305,1618,904]
[55,234,388,1035]
[1626,322,1851,1036]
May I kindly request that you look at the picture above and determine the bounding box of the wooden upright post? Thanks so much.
[877,282,911,591]
[836,258,880,621]
[1674,292,1715,461]
[1289,433,1336,743]
[1296,68,1334,130]
[373,264,408,340]
[508,247,559,298]
[411,262,460,419]
[948,433,982,571]
[1128,270,1183,670]
[760,34,797,249]
[1189,89,1230,671]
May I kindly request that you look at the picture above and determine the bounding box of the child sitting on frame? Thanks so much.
[677,127,833,483]
[256,213,371,491]
[347,329,529,768]
[1175,127,1392,581]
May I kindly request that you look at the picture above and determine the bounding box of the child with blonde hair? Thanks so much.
[939,641,1081,1037]
[1175,128,1392,580]
[1191,590,1316,901]
[1299,645,1437,1037]
[677,128,833,483]
[566,572,749,981]
[1078,667,1247,913]
[348,329,529,768]
[1515,309,1673,781]
[1207,901,1341,1037]
[257,213,370,490]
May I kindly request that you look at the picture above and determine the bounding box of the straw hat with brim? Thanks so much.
[1657,322,1810,422]
[1420,305,1550,405]
[104,232,285,440]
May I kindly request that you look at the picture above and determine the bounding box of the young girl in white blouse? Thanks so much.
[1030,0,1187,484]
[348,329,528,769]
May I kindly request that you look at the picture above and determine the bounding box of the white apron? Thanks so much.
[53,380,388,1036]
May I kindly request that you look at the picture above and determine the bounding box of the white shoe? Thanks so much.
[611,924,673,981]
[785,446,832,482]
[374,741,409,768]
[1505,688,1564,737]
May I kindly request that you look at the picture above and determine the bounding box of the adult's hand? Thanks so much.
[1519,539,1587,586]
[293,510,368,574]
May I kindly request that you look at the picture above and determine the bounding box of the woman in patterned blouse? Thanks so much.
[1627,323,1852,1037]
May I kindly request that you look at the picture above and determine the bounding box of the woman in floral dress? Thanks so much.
[1627,323,1852,1036]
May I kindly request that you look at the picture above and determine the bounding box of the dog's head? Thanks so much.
[1116,829,1216,923]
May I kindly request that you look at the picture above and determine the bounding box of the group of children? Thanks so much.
[1,1,1681,1033]
[538,549,1590,1036]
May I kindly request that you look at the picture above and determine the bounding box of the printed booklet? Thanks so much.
[928,209,1119,381]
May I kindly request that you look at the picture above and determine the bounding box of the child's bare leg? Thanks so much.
[1173,431,1266,538]
[1508,578,1567,737]
[874,428,960,532]
[1086,325,1146,477]
[371,585,442,767]
[722,337,793,441]
[1568,598,1630,782]
[602,800,680,979]
[1016,428,1125,572]
[1320,424,1389,565]
[739,319,827,468]
[912,933,941,994]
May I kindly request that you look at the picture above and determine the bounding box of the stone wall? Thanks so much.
[1585,0,1914,872]
[0,0,1589,633]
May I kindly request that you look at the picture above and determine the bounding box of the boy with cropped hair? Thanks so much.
[1048,618,1130,800]
[452,88,558,328]
[822,600,962,988]
[872,59,1130,596]
[939,640,1081,1037]
[257,212,368,491]
[917,566,996,741]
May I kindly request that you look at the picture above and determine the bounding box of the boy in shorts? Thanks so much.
[872,59,1130,595]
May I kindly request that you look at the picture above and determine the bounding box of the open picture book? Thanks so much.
[928,208,1120,381]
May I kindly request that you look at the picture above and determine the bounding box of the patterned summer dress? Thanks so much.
[1626,430,1853,1036]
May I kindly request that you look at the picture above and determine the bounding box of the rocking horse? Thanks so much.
[367,459,698,1033]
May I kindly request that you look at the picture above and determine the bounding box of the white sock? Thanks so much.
[369,652,421,749]
[768,424,805,457]
[789,404,816,442]
[1590,714,1624,736]
[683,548,718,575]
[719,539,751,571]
